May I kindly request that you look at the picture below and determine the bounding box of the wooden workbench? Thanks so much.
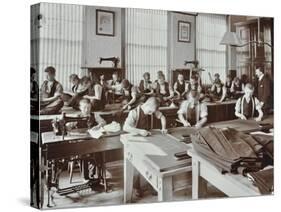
[188,149,261,199]
[121,131,194,202]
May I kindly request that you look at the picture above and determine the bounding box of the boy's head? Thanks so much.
[69,74,79,85]
[158,74,165,85]
[45,66,56,81]
[190,75,197,85]
[100,74,105,80]
[226,74,232,82]
[177,73,184,82]
[233,77,240,84]
[157,70,164,78]
[188,90,199,103]
[112,72,118,81]
[31,67,36,81]
[255,67,264,78]
[79,98,92,116]
[244,83,254,98]
[121,79,130,89]
[143,72,150,81]
[142,97,160,115]
[81,76,91,87]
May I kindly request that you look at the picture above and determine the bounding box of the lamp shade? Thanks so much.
[220,31,242,47]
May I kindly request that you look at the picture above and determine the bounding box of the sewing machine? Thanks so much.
[42,113,122,207]
[99,56,120,68]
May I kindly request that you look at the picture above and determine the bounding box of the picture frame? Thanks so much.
[178,21,191,42]
[96,9,115,36]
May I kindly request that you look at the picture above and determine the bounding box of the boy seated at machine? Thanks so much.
[173,73,188,101]
[84,74,107,112]
[40,66,64,115]
[65,98,106,181]
[177,90,208,129]
[123,97,167,136]
[65,74,90,109]
[120,79,141,110]
[155,73,174,107]
[139,72,154,101]
[235,83,263,122]
[123,97,167,198]
[208,72,224,102]
[107,72,123,103]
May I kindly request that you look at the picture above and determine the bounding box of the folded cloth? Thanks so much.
[247,167,273,194]
[191,127,266,174]
[103,121,121,133]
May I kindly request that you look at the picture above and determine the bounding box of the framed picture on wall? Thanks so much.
[96,9,115,36]
[178,21,191,42]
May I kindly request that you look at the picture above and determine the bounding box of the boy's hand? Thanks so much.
[255,117,262,122]
[240,114,247,120]
[183,121,191,127]
[139,129,151,137]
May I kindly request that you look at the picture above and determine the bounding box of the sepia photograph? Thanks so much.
[30,2,274,210]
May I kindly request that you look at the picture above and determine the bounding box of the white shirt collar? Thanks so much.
[259,73,264,81]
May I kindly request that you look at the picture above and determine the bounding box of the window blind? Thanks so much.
[125,8,168,85]
[196,14,227,84]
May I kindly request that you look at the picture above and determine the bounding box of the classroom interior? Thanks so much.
[30,3,274,209]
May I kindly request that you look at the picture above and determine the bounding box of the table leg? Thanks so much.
[124,158,134,203]
[192,159,207,199]
[158,176,173,202]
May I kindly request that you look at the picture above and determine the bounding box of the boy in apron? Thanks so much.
[40,66,64,115]
[177,90,208,129]
[123,97,167,197]
[235,83,263,122]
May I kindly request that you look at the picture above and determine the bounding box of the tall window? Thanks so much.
[196,14,227,84]
[125,8,168,85]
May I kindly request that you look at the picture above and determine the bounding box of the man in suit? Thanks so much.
[255,68,272,114]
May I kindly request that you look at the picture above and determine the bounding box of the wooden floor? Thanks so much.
[43,160,226,209]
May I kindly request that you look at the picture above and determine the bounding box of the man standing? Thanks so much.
[255,68,272,114]
[40,66,64,115]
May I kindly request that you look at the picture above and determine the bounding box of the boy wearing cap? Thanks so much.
[178,90,208,129]
[235,83,263,122]
[40,66,64,115]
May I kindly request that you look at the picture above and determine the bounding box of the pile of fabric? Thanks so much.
[191,126,273,194]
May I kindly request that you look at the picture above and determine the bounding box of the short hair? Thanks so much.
[81,76,91,84]
[214,73,220,78]
[244,83,254,91]
[190,75,198,81]
[69,74,79,81]
[44,66,56,74]
[256,67,264,73]
[157,70,164,75]
[79,98,91,105]
[112,72,118,76]
[158,74,165,80]
[121,79,130,88]
[143,72,150,78]
[30,67,36,77]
